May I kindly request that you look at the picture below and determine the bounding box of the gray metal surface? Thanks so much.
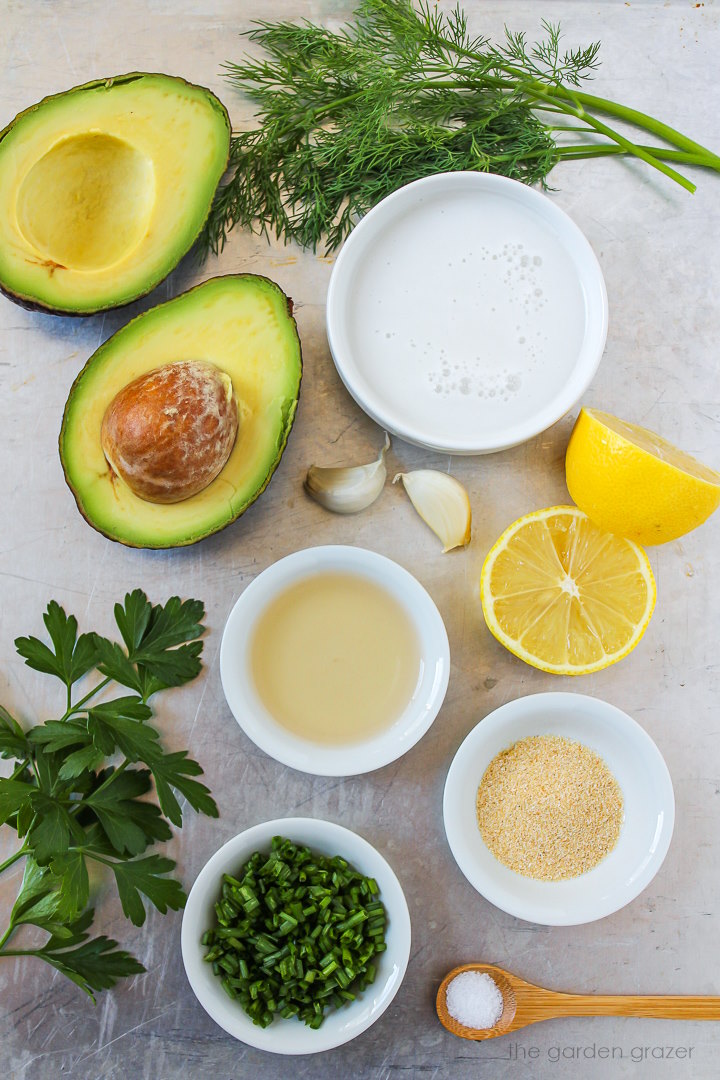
[1,2,719,1076]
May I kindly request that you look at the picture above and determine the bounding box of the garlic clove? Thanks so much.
[304,433,390,514]
[393,469,472,552]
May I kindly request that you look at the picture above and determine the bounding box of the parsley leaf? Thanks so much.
[10,857,77,932]
[92,637,143,695]
[86,698,157,759]
[28,791,86,864]
[85,769,171,856]
[113,589,153,653]
[130,595,205,655]
[57,744,105,781]
[136,640,203,690]
[110,854,186,926]
[149,751,218,827]
[0,706,29,761]
[99,592,206,698]
[0,590,212,999]
[15,602,97,687]
[50,851,90,916]
[92,594,205,697]
[0,779,34,826]
[33,747,64,794]
[29,720,90,753]
[34,909,145,1001]
[125,593,205,691]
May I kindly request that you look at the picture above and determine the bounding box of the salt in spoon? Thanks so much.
[437,963,720,1040]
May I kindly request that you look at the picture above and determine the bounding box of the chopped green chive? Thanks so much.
[202,836,387,1029]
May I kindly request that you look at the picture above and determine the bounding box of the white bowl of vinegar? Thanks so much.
[219,545,450,776]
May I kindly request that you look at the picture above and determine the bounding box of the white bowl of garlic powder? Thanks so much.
[443,692,674,926]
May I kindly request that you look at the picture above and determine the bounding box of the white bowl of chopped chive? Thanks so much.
[443,693,675,926]
[181,817,411,1054]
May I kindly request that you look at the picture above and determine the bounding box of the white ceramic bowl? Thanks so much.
[181,817,411,1055]
[326,172,608,454]
[220,545,450,776]
[443,692,674,926]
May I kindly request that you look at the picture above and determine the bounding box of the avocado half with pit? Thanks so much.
[0,73,230,314]
[60,275,302,547]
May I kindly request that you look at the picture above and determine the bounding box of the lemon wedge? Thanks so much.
[480,506,656,675]
[566,408,720,545]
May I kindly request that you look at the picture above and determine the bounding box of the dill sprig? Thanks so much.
[201,0,720,256]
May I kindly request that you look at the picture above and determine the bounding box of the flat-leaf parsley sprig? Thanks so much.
[0,590,218,1000]
[201,0,720,255]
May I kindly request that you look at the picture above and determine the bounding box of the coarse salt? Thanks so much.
[445,971,504,1030]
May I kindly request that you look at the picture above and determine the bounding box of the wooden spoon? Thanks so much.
[437,963,720,1040]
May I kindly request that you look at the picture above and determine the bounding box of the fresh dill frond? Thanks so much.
[200,0,720,257]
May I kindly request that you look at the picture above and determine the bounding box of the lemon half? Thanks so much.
[566,408,720,545]
[480,506,656,675]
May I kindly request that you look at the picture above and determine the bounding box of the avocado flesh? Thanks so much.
[0,74,230,315]
[60,275,302,547]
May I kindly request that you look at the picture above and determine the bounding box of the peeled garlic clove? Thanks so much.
[393,469,471,552]
[304,433,390,514]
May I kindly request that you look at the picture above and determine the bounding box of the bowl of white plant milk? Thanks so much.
[326,172,607,454]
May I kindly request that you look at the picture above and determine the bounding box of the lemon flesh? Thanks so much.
[566,408,720,545]
[481,506,656,675]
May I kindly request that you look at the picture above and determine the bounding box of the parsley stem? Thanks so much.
[81,850,116,869]
[59,676,112,723]
[30,757,42,788]
[10,760,29,781]
[78,759,130,804]
[67,760,131,816]
[0,846,27,876]
[0,900,21,949]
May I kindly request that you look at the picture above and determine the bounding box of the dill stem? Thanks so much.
[404,73,697,190]
[432,33,719,181]
[520,83,696,192]
[556,144,714,167]
[551,86,720,167]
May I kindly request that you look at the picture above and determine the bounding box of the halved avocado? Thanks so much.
[60,275,302,547]
[0,73,230,315]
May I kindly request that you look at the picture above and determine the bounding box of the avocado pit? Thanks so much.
[101,359,239,503]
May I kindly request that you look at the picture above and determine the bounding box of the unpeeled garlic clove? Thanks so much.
[304,433,390,514]
[393,469,471,552]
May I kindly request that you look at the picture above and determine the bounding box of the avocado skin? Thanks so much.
[0,73,231,317]
[59,274,303,548]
